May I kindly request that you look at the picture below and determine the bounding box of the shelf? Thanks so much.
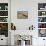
[38,10,46,11]
[38,22,46,23]
[38,15,46,17]
[0,16,8,17]
[38,28,46,29]
[0,22,8,23]
[0,10,8,11]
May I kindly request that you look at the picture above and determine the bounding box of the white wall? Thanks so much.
[11,0,46,30]
[11,0,46,46]
[11,0,38,30]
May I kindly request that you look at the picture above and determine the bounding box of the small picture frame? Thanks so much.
[17,11,28,19]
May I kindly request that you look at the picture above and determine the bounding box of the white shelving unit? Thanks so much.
[38,3,46,37]
[0,3,8,45]
[0,3,8,34]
